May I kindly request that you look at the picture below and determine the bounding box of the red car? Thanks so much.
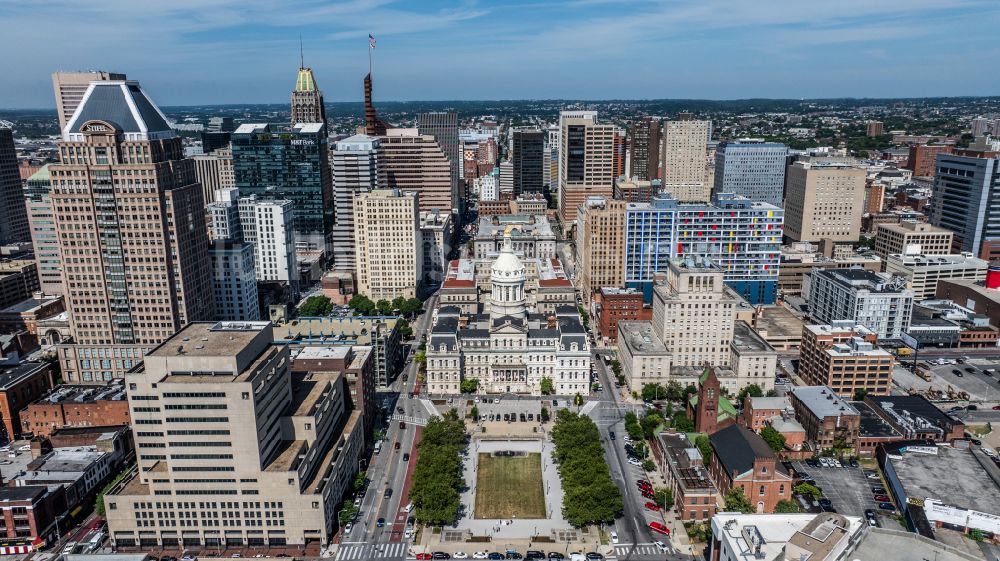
[993,405,1000,411]
[641,490,655,500]
[416,554,432,560]
[873,495,890,503]
[644,501,660,511]
[636,479,651,487]
[649,522,670,535]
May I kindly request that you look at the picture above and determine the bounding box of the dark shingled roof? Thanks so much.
[709,424,776,477]
[67,82,171,135]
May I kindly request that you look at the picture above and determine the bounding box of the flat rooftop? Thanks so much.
[618,321,667,354]
[854,401,902,439]
[890,446,1000,516]
[747,396,791,410]
[790,386,860,418]
[33,380,126,405]
[0,362,48,390]
[293,346,352,361]
[731,321,775,354]
[148,321,271,359]
[848,528,985,561]
[712,513,861,561]
[754,306,804,339]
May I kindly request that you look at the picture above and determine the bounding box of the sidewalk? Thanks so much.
[644,447,694,555]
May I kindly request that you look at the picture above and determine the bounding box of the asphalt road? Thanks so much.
[353,294,439,547]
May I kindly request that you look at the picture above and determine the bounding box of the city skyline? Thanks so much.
[3,0,1000,108]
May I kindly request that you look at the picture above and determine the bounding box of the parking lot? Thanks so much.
[929,360,1000,402]
[791,460,898,525]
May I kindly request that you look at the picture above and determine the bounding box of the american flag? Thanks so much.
[369,34,376,49]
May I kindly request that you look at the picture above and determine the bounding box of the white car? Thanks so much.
[473,552,489,559]
[654,541,668,551]
[610,531,619,544]
[404,502,414,513]
[344,523,353,534]
[628,457,642,466]
[454,553,469,559]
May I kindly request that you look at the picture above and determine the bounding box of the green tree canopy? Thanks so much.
[774,500,801,513]
[409,414,468,526]
[695,434,713,461]
[376,299,393,316]
[299,295,333,317]
[348,294,376,316]
[737,383,764,403]
[654,487,674,510]
[640,412,664,439]
[391,296,407,314]
[460,378,479,394]
[794,483,823,501]
[624,412,644,440]
[400,297,424,317]
[760,426,786,453]
[540,377,554,395]
[552,410,624,526]
[397,318,414,340]
[641,383,667,402]
[724,487,754,514]
[672,412,695,433]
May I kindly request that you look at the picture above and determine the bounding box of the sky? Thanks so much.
[2,0,1000,108]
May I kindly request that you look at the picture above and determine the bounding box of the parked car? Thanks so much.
[416,554,433,560]
[377,518,385,527]
[547,553,564,560]
[653,541,668,551]
[403,453,410,461]
[432,554,451,560]
[472,553,488,560]
[506,553,522,560]
[584,554,603,560]
[609,431,616,440]
[648,521,670,535]
[488,554,504,560]
[525,552,545,560]
[610,532,619,545]
[644,501,660,511]
[873,495,890,502]
[878,502,896,511]
[818,499,832,508]
[454,553,469,560]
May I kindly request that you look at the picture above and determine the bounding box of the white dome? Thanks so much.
[491,237,524,280]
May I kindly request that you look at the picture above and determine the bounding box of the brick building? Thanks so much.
[707,424,794,513]
[656,431,718,522]
[290,345,376,442]
[0,362,55,441]
[0,486,67,554]
[864,394,964,443]
[20,380,130,437]
[799,322,894,398]
[740,396,792,432]
[789,386,861,455]
[0,296,65,338]
[905,144,952,177]
[595,287,651,343]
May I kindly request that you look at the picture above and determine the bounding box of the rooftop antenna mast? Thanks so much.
[299,35,304,68]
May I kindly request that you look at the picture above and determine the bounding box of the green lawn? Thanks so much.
[474,453,546,519]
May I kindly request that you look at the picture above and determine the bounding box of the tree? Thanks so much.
[794,483,823,501]
[299,295,333,317]
[397,318,414,340]
[540,377,555,395]
[672,412,695,433]
[577,306,590,329]
[665,381,686,401]
[414,351,427,364]
[339,503,359,524]
[460,378,479,394]
[540,407,550,423]
[348,294,376,316]
[573,393,584,406]
[352,470,367,492]
[640,412,664,439]
[774,500,801,513]
[765,389,779,397]
[695,434,713,461]
[375,299,393,316]
[642,383,667,402]
[724,487,754,514]
[470,406,479,421]
[410,414,468,526]
[737,383,764,403]
[653,487,675,510]
[401,297,424,317]
[391,296,407,314]
[624,412,644,440]
[551,410,624,526]
[853,388,869,401]
[760,426,786,453]
[682,384,698,400]
[642,459,656,472]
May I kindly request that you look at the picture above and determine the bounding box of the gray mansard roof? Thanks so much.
[64,81,172,138]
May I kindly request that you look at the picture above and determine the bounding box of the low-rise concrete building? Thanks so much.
[884,253,987,300]
[874,220,954,260]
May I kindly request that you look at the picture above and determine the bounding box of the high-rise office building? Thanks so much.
[209,240,260,321]
[884,253,988,300]
[353,189,423,300]
[970,117,990,138]
[629,117,661,181]
[510,128,545,195]
[713,140,788,206]
[379,130,453,213]
[575,197,628,304]
[418,112,459,206]
[662,119,712,202]
[201,117,235,154]
[231,123,333,257]
[0,126,30,245]
[238,197,297,288]
[364,73,392,136]
[929,144,1000,259]
[557,111,615,228]
[51,70,126,131]
[621,193,783,304]
[23,165,63,295]
[106,321,366,548]
[192,148,234,204]
[331,135,382,269]
[612,129,626,179]
[50,79,213,382]
[499,161,513,195]
[783,158,866,243]
[291,65,326,125]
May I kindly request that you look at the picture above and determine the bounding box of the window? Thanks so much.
[759,485,765,496]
